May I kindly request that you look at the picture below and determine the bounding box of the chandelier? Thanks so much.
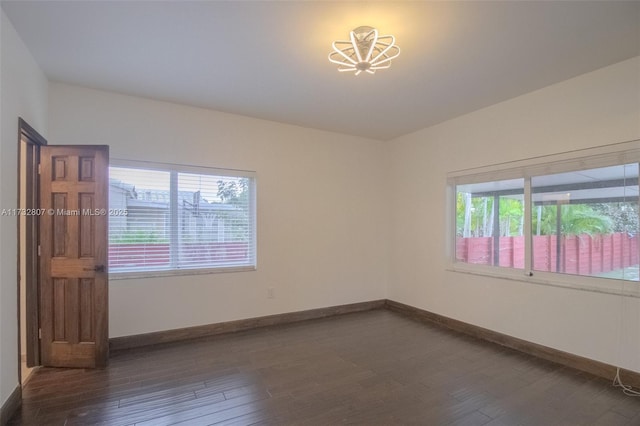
[328,26,400,75]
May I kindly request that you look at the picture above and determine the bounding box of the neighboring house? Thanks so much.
[109,179,246,243]
[108,178,134,240]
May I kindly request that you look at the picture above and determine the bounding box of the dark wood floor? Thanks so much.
[9,309,640,425]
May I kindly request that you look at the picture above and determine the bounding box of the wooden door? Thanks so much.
[39,146,109,368]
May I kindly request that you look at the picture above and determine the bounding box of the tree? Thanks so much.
[592,202,638,234]
[458,193,615,237]
[216,178,251,241]
[217,178,249,204]
[457,193,523,237]
[499,198,524,236]
[531,204,613,236]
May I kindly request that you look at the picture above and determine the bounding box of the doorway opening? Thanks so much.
[18,118,47,384]
[18,118,110,378]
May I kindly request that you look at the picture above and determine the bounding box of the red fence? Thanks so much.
[456,233,639,275]
[109,242,250,269]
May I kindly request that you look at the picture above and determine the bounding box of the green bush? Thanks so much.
[110,231,168,244]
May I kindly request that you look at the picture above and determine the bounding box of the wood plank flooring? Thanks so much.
[9,310,640,425]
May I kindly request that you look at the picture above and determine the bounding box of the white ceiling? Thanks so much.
[2,1,639,141]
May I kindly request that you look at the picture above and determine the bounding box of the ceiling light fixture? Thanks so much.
[328,26,400,75]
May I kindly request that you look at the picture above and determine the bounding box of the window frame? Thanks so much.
[447,140,640,297]
[108,159,257,280]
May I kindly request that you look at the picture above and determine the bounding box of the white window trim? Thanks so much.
[447,139,640,298]
[108,159,257,279]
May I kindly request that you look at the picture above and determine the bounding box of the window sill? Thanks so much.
[446,264,640,298]
[109,265,256,281]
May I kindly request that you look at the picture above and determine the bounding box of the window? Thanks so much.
[109,162,256,276]
[449,141,639,288]
[456,178,525,269]
[531,163,638,281]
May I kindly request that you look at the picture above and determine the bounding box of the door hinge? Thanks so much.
[38,163,41,175]
[38,328,42,339]
[37,245,41,257]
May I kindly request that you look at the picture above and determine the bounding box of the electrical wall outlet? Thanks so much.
[267,287,275,299]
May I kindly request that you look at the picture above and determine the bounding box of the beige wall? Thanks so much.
[387,57,640,373]
[0,9,48,410]
[48,83,389,337]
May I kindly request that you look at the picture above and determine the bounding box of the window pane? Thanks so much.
[177,173,253,269]
[109,167,171,272]
[456,178,524,268]
[109,164,256,275]
[531,163,639,281]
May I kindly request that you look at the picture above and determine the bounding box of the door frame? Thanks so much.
[17,117,47,375]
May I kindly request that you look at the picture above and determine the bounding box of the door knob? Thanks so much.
[84,265,105,272]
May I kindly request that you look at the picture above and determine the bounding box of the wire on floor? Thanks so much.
[613,367,640,397]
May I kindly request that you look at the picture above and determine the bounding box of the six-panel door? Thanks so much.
[39,145,109,368]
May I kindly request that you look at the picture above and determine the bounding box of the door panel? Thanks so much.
[40,145,109,368]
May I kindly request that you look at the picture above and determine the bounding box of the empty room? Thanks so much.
[1,1,639,425]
